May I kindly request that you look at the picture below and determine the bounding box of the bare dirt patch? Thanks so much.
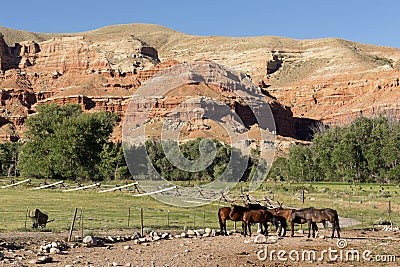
[1,228,399,266]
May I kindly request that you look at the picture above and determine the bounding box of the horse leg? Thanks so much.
[307,220,312,238]
[264,222,268,236]
[290,221,294,237]
[312,222,318,238]
[248,223,252,237]
[223,221,228,236]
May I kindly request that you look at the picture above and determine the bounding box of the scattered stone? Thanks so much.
[205,228,212,235]
[124,245,131,250]
[181,232,188,238]
[161,233,169,239]
[132,232,141,239]
[244,239,252,244]
[319,235,326,239]
[82,236,97,247]
[112,262,120,266]
[107,236,116,243]
[37,255,53,264]
[174,235,181,239]
[153,236,161,241]
[138,238,147,243]
[297,229,304,234]
[49,247,61,254]
[254,234,267,244]
[196,229,205,235]
[187,230,195,236]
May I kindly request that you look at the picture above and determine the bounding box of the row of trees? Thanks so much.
[269,116,400,183]
[2,103,398,183]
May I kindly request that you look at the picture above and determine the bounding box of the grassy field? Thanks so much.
[0,178,399,234]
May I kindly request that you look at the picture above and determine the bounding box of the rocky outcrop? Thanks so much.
[0,33,16,71]
[1,25,400,143]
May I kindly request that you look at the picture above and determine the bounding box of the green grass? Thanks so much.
[0,179,399,233]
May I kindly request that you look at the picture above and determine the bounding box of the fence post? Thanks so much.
[203,211,205,229]
[68,208,78,242]
[80,207,84,238]
[24,207,29,229]
[361,213,363,230]
[140,208,144,237]
[167,210,170,228]
[128,208,131,227]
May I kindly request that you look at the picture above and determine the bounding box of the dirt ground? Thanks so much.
[1,228,399,267]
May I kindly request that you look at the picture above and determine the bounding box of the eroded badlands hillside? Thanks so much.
[0,24,399,143]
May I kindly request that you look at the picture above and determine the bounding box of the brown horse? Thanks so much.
[268,204,320,236]
[290,207,340,238]
[245,203,287,236]
[229,205,276,237]
[218,207,243,235]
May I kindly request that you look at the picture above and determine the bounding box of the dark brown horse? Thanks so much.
[229,205,276,237]
[245,203,287,236]
[218,207,243,235]
[290,207,340,238]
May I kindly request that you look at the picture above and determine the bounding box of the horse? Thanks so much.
[290,207,340,238]
[229,205,277,237]
[218,207,243,235]
[245,203,287,236]
[29,208,51,228]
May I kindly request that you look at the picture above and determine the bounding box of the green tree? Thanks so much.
[18,104,117,180]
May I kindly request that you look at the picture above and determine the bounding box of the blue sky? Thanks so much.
[1,0,399,48]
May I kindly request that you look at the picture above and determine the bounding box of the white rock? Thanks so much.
[161,233,169,239]
[37,256,53,263]
[51,242,58,248]
[82,236,97,247]
[187,229,195,236]
[181,232,188,238]
[49,247,60,254]
[124,245,131,250]
[197,229,205,235]
[205,228,212,234]
[254,234,267,244]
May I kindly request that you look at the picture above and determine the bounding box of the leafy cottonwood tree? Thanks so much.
[18,104,117,180]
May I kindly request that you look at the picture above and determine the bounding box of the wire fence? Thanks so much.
[0,205,224,234]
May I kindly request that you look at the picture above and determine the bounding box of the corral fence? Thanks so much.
[0,205,226,235]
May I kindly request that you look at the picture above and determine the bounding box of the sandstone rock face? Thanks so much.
[0,25,399,143]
